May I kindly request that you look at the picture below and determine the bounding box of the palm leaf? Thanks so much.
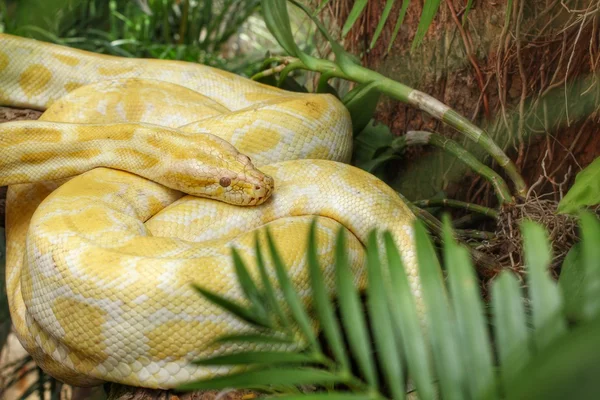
[491,271,531,396]
[266,228,321,351]
[307,220,349,371]
[442,217,497,400]
[335,228,377,387]
[185,215,600,398]
[411,0,442,51]
[414,220,464,400]
[579,211,600,320]
[179,367,343,391]
[341,0,368,38]
[521,221,566,349]
[366,231,405,399]
[370,0,395,49]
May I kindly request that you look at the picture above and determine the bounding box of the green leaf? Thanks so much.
[307,220,349,370]
[383,232,435,399]
[506,316,600,400]
[178,367,343,391]
[521,221,566,350]
[192,285,271,329]
[266,229,320,351]
[442,217,497,400]
[491,272,531,396]
[211,333,294,345]
[341,0,368,37]
[462,0,474,24]
[558,244,585,322]
[261,0,309,67]
[370,0,395,49]
[231,247,268,320]
[193,351,317,366]
[335,228,377,387]
[557,157,600,214]
[579,211,600,320]
[388,0,411,53]
[352,120,396,175]
[254,233,292,331]
[366,231,405,400]
[414,220,464,400]
[288,0,362,72]
[342,81,382,135]
[411,0,441,51]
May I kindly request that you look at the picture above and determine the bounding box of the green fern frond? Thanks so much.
[182,213,600,399]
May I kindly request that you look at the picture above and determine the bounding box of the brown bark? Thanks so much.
[327,0,600,205]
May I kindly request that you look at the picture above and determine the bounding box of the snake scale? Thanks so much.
[0,33,420,389]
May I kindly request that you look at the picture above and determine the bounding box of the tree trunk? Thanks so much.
[329,0,599,205]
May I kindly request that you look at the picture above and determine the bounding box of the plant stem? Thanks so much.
[254,56,528,198]
[413,199,499,218]
[405,130,513,204]
[377,76,526,197]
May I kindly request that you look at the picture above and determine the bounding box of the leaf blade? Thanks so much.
[366,231,405,400]
[521,221,566,350]
[335,228,377,387]
[411,0,442,51]
[383,231,436,399]
[178,367,342,391]
[266,228,320,351]
[307,219,349,370]
[442,217,497,400]
[341,0,368,38]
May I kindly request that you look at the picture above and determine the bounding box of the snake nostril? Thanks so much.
[219,177,231,187]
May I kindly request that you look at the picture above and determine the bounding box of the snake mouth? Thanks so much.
[244,174,274,206]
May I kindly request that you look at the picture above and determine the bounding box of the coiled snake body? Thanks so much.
[0,33,419,389]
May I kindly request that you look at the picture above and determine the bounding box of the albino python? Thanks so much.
[0,33,420,389]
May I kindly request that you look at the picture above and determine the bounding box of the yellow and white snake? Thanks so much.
[0,33,419,389]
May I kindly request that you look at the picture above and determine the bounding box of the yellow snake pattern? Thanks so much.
[0,33,420,389]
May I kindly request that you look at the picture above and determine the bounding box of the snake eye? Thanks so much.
[219,177,231,187]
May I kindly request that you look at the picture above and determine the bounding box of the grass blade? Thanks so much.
[442,217,497,400]
[307,220,349,370]
[414,220,464,400]
[341,0,368,37]
[366,231,405,399]
[231,247,268,320]
[370,0,394,49]
[558,244,585,322]
[192,285,270,328]
[335,228,377,387]
[462,0,474,24]
[521,221,566,350]
[411,0,441,50]
[255,233,292,331]
[491,272,531,395]
[178,367,343,391]
[383,231,435,399]
[193,351,317,366]
[211,333,294,345]
[579,211,600,320]
[387,0,411,53]
[266,229,320,351]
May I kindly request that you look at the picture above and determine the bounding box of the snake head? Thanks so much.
[167,133,274,206]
